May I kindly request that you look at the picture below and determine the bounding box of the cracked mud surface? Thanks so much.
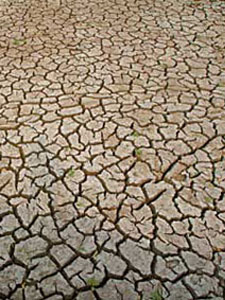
[0,0,225,299]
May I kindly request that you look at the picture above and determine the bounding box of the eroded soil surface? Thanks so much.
[0,0,225,299]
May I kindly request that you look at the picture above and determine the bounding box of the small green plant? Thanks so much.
[131,131,139,138]
[87,277,99,288]
[92,250,99,259]
[160,63,168,69]
[186,1,201,7]
[76,201,85,208]
[12,38,27,46]
[204,197,213,203]
[64,146,70,152]
[218,81,225,87]
[68,167,75,177]
[135,148,142,157]
[78,245,86,253]
[150,289,163,300]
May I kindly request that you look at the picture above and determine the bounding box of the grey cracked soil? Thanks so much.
[0,0,225,299]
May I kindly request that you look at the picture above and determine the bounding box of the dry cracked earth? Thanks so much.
[0,0,225,299]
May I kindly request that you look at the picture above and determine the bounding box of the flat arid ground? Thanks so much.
[0,0,225,299]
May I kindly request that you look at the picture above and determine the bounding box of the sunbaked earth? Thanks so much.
[0,0,225,299]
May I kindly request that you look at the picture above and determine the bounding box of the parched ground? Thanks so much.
[0,0,225,299]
